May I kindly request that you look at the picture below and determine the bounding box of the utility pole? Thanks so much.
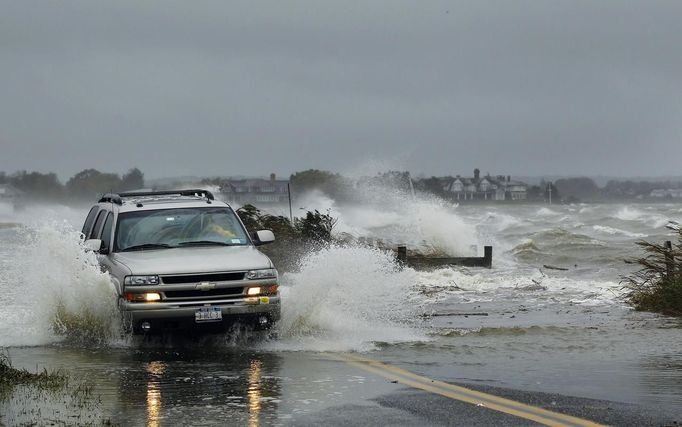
[547,182,553,205]
[287,182,293,223]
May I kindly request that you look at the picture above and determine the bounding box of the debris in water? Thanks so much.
[543,264,569,271]
[420,312,489,317]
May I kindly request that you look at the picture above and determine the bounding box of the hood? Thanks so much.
[111,246,273,275]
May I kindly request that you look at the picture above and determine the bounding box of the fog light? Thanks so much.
[247,287,261,296]
[124,292,161,302]
[144,292,161,302]
[141,321,151,332]
[258,316,268,325]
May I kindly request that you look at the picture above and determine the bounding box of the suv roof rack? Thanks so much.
[98,189,215,205]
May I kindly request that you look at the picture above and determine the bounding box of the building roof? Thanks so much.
[220,177,289,193]
[440,175,528,192]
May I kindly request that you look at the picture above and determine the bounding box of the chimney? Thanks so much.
[474,168,480,181]
[507,175,511,182]
[270,173,276,182]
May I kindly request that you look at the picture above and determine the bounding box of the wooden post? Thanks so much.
[664,240,674,280]
[483,246,493,268]
[397,245,407,264]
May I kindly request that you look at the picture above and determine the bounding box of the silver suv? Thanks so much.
[81,189,280,334]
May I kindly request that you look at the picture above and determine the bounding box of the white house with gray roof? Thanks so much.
[219,174,290,205]
[442,169,528,201]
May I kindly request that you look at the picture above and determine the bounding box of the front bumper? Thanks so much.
[120,296,281,333]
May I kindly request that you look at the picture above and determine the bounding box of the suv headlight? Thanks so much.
[245,269,277,280]
[124,275,160,286]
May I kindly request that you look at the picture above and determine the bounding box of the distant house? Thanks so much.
[0,183,24,202]
[442,169,528,201]
[219,174,290,205]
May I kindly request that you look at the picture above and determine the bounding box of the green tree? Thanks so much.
[121,168,145,191]
[416,176,448,198]
[295,210,337,243]
[9,170,63,199]
[66,169,122,200]
[554,177,599,201]
[289,169,350,200]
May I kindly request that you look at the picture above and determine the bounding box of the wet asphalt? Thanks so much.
[3,345,682,426]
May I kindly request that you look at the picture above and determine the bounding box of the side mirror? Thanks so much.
[253,230,275,246]
[84,239,104,253]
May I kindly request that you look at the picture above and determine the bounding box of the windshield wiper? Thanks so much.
[177,240,240,247]
[121,243,174,252]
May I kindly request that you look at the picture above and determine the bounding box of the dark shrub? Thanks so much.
[622,225,682,316]
[236,204,337,271]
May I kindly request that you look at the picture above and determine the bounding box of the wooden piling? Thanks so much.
[483,246,493,269]
[397,245,408,264]
[395,245,493,269]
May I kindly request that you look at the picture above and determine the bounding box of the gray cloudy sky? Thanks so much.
[1,1,681,179]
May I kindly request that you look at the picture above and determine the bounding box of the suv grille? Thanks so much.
[164,287,244,299]
[161,272,245,284]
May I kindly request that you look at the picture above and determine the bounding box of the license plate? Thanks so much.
[195,307,222,323]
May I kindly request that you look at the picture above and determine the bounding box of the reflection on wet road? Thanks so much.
[247,359,262,427]
[145,361,164,427]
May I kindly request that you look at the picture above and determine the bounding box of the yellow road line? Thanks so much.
[332,353,606,427]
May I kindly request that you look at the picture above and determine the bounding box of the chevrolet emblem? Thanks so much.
[196,282,216,291]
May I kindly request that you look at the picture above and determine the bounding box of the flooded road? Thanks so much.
[3,344,407,426]
[1,200,682,425]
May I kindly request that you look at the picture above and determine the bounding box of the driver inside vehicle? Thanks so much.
[199,214,238,239]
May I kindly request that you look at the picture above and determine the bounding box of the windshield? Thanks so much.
[114,207,249,251]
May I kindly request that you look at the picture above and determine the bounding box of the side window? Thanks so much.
[100,213,114,250]
[90,210,107,239]
[81,206,99,237]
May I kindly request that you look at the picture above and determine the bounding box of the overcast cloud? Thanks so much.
[1,1,681,179]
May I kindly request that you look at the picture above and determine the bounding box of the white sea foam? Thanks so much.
[295,189,478,256]
[478,212,526,232]
[0,222,119,347]
[0,203,86,229]
[614,206,643,221]
[414,267,623,305]
[536,207,559,217]
[592,225,647,238]
[613,206,671,229]
[269,245,426,352]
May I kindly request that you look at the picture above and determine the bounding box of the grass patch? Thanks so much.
[53,302,117,345]
[0,350,114,425]
[622,225,682,316]
[0,350,67,400]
